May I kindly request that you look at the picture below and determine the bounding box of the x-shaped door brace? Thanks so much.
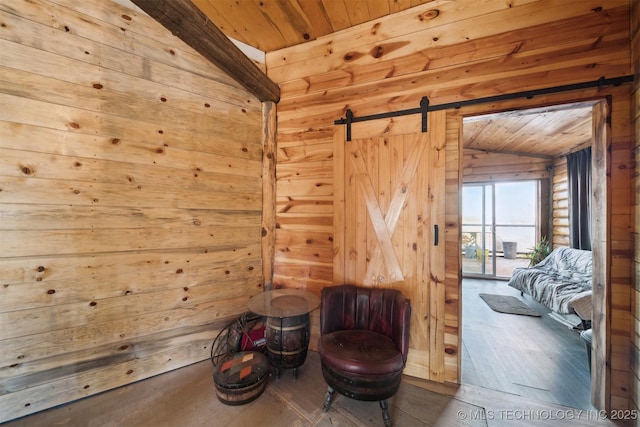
[346,133,429,285]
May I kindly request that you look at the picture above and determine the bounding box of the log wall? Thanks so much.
[551,157,571,248]
[267,0,634,410]
[462,149,552,184]
[0,0,264,422]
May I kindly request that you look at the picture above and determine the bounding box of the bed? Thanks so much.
[507,247,593,321]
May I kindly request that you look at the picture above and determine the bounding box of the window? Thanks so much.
[462,181,538,278]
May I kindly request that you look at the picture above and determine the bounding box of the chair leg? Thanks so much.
[322,386,335,412]
[380,399,392,427]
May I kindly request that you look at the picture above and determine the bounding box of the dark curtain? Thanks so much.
[567,147,592,250]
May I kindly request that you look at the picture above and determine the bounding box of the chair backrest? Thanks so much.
[320,284,411,363]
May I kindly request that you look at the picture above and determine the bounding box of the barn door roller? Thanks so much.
[341,97,430,142]
[420,96,429,133]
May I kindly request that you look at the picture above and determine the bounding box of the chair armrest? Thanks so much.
[393,292,411,364]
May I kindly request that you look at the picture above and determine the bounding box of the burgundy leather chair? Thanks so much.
[317,284,411,427]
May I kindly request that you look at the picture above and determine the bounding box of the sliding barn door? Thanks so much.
[333,111,447,381]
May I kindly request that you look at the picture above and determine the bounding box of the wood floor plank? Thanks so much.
[461,278,593,410]
[2,327,623,427]
[265,352,328,423]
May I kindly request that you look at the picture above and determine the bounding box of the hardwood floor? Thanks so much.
[461,278,592,410]
[4,328,627,426]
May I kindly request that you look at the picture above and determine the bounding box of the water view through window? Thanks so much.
[462,181,537,278]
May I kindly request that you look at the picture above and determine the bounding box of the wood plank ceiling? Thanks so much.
[188,0,594,158]
[463,102,594,158]
[191,0,433,52]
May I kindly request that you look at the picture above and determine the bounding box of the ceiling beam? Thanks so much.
[131,0,280,103]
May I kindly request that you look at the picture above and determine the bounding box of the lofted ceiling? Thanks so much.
[181,1,594,159]
[463,103,594,158]
[190,0,432,53]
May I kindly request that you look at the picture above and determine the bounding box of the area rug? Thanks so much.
[478,293,541,317]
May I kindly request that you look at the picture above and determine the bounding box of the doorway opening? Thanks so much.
[459,99,603,410]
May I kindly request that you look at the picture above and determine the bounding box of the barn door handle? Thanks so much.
[434,224,439,246]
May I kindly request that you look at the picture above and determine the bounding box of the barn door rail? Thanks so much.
[335,75,634,141]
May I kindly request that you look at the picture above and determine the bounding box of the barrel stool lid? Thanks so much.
[214,351,269,390]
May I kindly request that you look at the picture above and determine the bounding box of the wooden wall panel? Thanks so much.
[552,157,571,248]
[273,125,335,293]
[462,149,552,183]
[444,114,462,384]
[630,0,640,415]
[262,101,277,288]
[268,0,634,410]
[0,0,263,422]
[610,86,634,413]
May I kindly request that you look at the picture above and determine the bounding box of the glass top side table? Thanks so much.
[247,289,320,378]
[248,289,320,318]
